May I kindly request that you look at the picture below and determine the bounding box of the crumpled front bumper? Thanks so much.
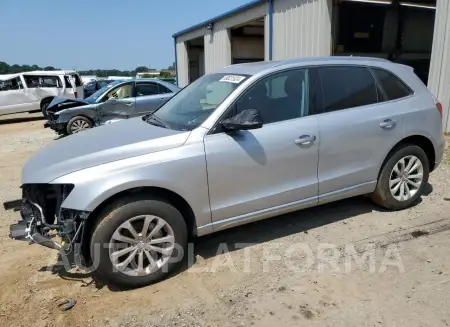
[3,199,67,250]
[44,119,66,133]
[3,199,28,240]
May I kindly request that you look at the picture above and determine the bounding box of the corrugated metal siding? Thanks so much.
[272,0,332,60]
[204,28,232,74]
[176,42,189,87]
[428,0,450,132]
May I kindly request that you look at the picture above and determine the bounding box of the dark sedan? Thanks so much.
[44,79,180,135]
[83,79,116,98]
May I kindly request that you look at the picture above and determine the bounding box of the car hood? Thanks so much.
[47,97,94,113]
[22,117,189,184]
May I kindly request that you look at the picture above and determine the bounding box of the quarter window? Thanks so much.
[318,66,378,112]
[371,68,412,101]
[229,69,309,124]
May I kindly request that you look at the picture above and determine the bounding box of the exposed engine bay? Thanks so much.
[4,184,89,258]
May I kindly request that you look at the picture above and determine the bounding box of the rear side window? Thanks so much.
[371,68,412,101]
[158,84,172,94]
[318,66,378,112]
[135,83,159,97]
[24,75,61,88]
[0,77,24,91]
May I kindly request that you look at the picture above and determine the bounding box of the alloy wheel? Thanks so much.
[389,155,424,201]
[70,119,90,133]
[109,215,175,277]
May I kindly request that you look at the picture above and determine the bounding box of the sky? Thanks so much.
[0,0,251,71]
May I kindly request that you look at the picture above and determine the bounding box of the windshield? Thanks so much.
[85,80,123,103]
[148,73,249,131]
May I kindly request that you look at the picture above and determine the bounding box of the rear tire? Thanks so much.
[370,144,429,210]
[90,197,188,289]
[66,116,92,134]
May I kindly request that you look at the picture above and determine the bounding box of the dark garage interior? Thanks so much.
[333,0,436,84]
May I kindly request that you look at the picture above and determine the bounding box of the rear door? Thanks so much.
[313,65,406,203]
[97,82,136,122]
[71,73,84,98]
[134,81,173,116]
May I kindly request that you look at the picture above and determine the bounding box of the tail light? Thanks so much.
[74,92,78,98]
[436,102,443,117]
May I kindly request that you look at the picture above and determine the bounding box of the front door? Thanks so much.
[98,82,136,122]
[313,65,406,201]
[204,68,319,224]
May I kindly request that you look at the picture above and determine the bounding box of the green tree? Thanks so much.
[135,66,149,73]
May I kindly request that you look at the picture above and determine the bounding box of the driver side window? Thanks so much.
[225,69,309,125]
[104,83,133,101]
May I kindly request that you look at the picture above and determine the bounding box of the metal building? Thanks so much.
[174,0,450,131]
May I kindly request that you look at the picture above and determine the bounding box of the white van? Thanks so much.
[0,70,84,117]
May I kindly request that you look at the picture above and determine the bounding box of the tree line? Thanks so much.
[0,62,175,77]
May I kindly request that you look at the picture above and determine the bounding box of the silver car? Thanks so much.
[4,57,445,288]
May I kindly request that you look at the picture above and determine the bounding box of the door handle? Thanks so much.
[380,119,397,129]
[126,103,134,107]
[294,134,316,146]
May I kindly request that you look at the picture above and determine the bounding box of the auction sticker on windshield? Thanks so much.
[220,75,246,84]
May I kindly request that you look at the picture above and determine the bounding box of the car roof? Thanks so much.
[216,56,393,76]
[0,70,77,80]
[112,78,180,91]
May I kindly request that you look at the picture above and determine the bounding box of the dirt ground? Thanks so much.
[0,113,449,327]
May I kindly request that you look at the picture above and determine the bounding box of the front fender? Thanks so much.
[57,105,98,123]
[51,142,212,228]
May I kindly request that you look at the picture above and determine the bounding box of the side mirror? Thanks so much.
[221,109,263,132]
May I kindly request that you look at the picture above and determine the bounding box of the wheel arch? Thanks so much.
[378,134,436,179]
[80,186,197,263]
[40,96,54,109]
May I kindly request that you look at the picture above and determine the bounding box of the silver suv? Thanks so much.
[4,57,445,288]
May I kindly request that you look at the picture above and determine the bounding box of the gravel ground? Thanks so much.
[0,113,449,327]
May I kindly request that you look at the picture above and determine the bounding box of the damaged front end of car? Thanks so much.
[4,184,89,259]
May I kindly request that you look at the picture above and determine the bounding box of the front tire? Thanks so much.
[371,144,429,210]
[66,116,92,134]
[90,197,188,289]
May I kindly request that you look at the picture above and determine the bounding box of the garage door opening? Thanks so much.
[333,0,436,84]
[230,17,265,65]
[186,36,205,83]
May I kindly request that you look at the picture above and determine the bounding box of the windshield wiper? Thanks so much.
[145,114,170,129]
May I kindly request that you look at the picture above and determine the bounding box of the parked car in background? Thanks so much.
[0,70,83,117]
[44,78,180,134]
[83,79,116,98]
[5,57,444,289]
